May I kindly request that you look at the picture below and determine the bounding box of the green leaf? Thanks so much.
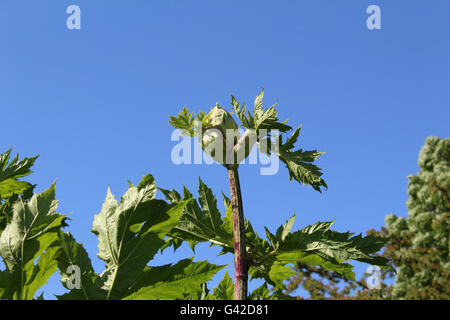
[56,231,106,300]
[230,94,327,191]
[249,282,296,300]
[276,214,296,243]
[0,149,38,199]
[248,219,393,289]
[158,187,182,204]
[0,179,32,199]
[0,182,66,300]
[301,220,335,235]
[254,89,265,115]
[279,221,367,263]
[274,251,356,282]
[123,259,225,300]
[283,125,302,151]
[169,106,196,137]
[22,246,60,300]
[55,174,228,300]
[265,226,277,249]
[275,127,327,192]
[221,192,234,236]
[268,261,296,290]
[252,89,291,133]
[231,90,291,133]
[167,180,267,258]
[168,178,233,252]
[185,282,210,300]
[91,174,189,299]
[198,178,224,234]
[208,270,234,300]
[231,96,254,130]
[0,149,38,181]
[137,174,157,197]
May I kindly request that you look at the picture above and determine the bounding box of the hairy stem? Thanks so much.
[227,166,247,300]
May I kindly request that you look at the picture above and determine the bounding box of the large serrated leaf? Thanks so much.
[168,178,233,252]
[91,174,189,299]
[123,259,225,300]
[275,129,327,192]
[0,182,66,300]
[56,231,106,300]
[248,219,393,290]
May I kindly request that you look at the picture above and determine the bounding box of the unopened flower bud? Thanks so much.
[207,105,239,134]
[199,104,257,166]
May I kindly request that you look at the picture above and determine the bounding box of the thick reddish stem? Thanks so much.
[227,166,247,300]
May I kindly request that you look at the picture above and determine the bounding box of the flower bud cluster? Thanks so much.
[199,105,256,167]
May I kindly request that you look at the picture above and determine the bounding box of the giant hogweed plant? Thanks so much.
[169,89,393,300]
[0,90,392,300]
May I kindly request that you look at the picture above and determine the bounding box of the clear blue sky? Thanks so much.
[1,0,449,299]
